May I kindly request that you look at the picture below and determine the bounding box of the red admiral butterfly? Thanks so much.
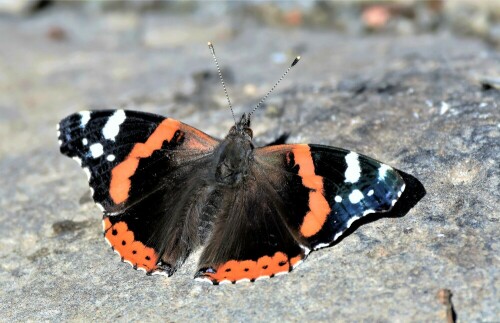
[57,43,406,284]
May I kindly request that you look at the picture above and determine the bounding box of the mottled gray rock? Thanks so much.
[0,9,498,322]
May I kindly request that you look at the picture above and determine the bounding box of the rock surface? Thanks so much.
[0,9,498,322]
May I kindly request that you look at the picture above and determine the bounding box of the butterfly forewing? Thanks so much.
[254,144,405,250]
[58,109,220,274]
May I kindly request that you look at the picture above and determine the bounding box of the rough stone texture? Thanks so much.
[0,9,498,322]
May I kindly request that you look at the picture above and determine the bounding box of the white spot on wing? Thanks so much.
[346,216,360,228]
[398,183,406,197]
[378,164,391,179]
[82,138,88,145]
[79,111,91,128]
[333,231,343,241]
[106,154,115,162]
[236,278,251,284]
[313,242,329,250]
[363,209,375,216]
[96,203,105,212]
[349,189,364,204]
[367,189,374,196]
[89,143,104,158]
[194,277,214,284]
[344,152,361,183]
[334,195,342,203]
[58,140,62,146]
[103,110,126,141]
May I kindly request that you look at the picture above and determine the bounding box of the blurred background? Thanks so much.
[1,0,499,143]
[1,0,500,45]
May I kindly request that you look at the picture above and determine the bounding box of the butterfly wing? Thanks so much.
[58,110,218,212]
[254,144,406,249]
[195,180,308,284]
[58,110,220,274]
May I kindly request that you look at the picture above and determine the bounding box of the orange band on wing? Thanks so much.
[110,118,181,204]
[202,251,302,283]
[103,218,160,272]
[292,144,331,238]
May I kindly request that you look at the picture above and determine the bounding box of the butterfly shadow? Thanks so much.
[331,170,426,247]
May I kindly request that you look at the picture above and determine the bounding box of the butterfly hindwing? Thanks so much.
[254,144,406,250]
[103,153,218,275]
[195,182,307,284]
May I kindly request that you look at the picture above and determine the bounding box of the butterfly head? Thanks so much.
[218,114,254,186]
[228,113,253,139]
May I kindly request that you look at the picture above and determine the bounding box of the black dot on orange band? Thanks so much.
[225,268,231,272]
[132,250,137,254]
[262,265,268,269]
[244,268,249,272]
[112,229,117,235]
[121,240,126,245]
[145,256,150,260]
[279,261,287,266]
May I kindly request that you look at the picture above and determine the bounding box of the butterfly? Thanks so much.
[57,43,406,284]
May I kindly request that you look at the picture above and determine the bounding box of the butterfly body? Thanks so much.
[58,108,405,284]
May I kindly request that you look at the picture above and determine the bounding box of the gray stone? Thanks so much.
[0,9,498,322]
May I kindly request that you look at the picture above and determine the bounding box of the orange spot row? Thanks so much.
[109,119,181,204]
[292,144,331,238]
[204,251,302,283]
[103,218,159,272]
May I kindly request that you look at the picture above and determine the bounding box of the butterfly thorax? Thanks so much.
[215,115,254,187]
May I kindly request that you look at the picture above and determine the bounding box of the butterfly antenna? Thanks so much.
[208,42,236,124]
[248,55,301,119]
